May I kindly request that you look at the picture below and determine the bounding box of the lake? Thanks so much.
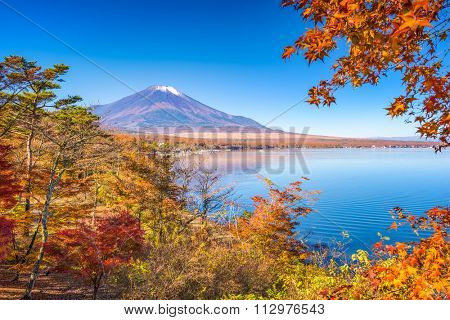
[190,148,450,253]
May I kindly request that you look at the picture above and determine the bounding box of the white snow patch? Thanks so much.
[153,85,182,96]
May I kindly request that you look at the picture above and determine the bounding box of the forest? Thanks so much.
[0,0,449,300]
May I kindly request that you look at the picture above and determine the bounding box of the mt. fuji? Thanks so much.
[92,85,267,131]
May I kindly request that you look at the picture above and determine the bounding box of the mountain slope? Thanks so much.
[92,85,267,131]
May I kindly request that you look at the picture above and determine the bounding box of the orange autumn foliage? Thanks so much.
[282,0,450,149]
[232,178,316,257]
[0,216,15,262]
[368,207,449,299]
[0,144,21,208]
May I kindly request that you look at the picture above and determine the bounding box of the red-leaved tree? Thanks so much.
[46,212,144,299]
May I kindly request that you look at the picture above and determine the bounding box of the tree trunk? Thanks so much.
[22,217,42,262]
[23,162,64,299]
[91,180,99,225]
[11,233,20,282]
[22,212,47,300]
[24,129,34,213]
[93,273,103,300]
[11,218,42,283]
[93,284,99,300]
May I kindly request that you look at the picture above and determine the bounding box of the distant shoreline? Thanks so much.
[157,146,438,158]
[115,131,437,152]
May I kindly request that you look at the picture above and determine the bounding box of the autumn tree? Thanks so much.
[23,105,106,299]
[0,58,80,214]
[282,0,449,149]
[0,58,87,273]
[100,138,195,242]
[232,178,315,257]
[46,212,144,299]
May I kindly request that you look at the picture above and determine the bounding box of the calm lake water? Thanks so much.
[191,148,450,252]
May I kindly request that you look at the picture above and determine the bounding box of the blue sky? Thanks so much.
[1,0,418,137]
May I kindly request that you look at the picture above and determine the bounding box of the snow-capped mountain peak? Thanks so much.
[149,85,182,96]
